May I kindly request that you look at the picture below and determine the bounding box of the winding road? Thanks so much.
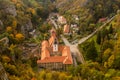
[49,13,116,64]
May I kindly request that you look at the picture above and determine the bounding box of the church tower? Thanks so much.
[53,38,58,52]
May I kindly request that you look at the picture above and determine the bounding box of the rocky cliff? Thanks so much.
[0,63,8,80]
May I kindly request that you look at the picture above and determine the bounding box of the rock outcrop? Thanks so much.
[0,20,4,31]
[0,0,17,17]
[0,63,9,80]
[21,19,33,38]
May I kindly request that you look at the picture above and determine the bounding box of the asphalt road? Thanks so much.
[49,13,116,64]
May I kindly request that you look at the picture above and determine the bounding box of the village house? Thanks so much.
[98,17,108,23]
[63,24,70,34]
[37,28,73,71]
[58,16,67,24]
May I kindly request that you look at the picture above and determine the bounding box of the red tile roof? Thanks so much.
[64,24,70,33]
[42,40,49,47]
[37,56,66,63]
[98,18,107,22]
[37,29,73,65]
[49,36,55,47]
[38,45,73,64]
[41,49,50,60]
[63,57,73,64]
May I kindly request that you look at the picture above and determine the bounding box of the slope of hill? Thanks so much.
[56,0,87,13]
[0,0,120,80]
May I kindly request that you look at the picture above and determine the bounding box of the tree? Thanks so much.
[96,31,101,44]
[101,28,109,42]
[38,70,46,80]
[12,20,17,29]
[59,72,67,80]
[102,40,113,52]
[113,56,120,69]
[102,48,112,63]
[15,33,24,43]
[52,71,59,80]
[4,63,18,75]
[1,55,11,63]
[107,55,114,68]
[112,37,120,69]
[6,26,12,33]
[8,44,16,61]
[46,73,52,80]
[85,40,98,61]
[109,24,113,34]
[104,69,116,80]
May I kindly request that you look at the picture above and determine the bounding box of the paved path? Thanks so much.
[0,37,9,46]
[50,15,85,64]
[61,35,85,63]
[50,18,58,29]
[49,13,116,64]
[75,16,116,46]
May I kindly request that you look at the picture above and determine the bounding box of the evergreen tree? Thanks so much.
[109,24,113,34]
[96,31,101,44]
[86,40,98,61]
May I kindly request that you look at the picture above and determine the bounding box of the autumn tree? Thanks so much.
[12,20,17,29]
[46,73,52,80]
[112,37,120,69]
[8,44,16,61]
[102,48,112,63]
[6,26,12,33]
[59,72,67,80]
[15,33,24,43]
[101,40,113,52]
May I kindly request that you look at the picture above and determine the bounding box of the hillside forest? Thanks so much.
[0,0,120,80]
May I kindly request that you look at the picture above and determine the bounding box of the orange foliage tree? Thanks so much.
[15,33,24,42]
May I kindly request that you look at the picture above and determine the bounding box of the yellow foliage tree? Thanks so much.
[103,48,112,62]
[15,33,24,42]
[59,72,67,80]
[6,26,12,33]
[112,77,120,80]
[2,56,11,63]
[12,20,17,29]
[16,3,22,9]
[10,34,14,38]
[108,55,114,68]
[9,44,16,54]
[28,8,36,15]
[11,0,17,4]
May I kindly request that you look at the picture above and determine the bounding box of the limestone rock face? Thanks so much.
[0,63,9,80]
[0,20,4,31]
[4,5,17,17]
[21,19,33,38]
[0,1,17,17]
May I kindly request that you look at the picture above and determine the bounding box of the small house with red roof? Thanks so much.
[63,24,70,34]
[37,28,73,70]
[98,17,107,23]
[58,16,67,24]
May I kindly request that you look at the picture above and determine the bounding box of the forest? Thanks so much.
[0,0,120,80]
